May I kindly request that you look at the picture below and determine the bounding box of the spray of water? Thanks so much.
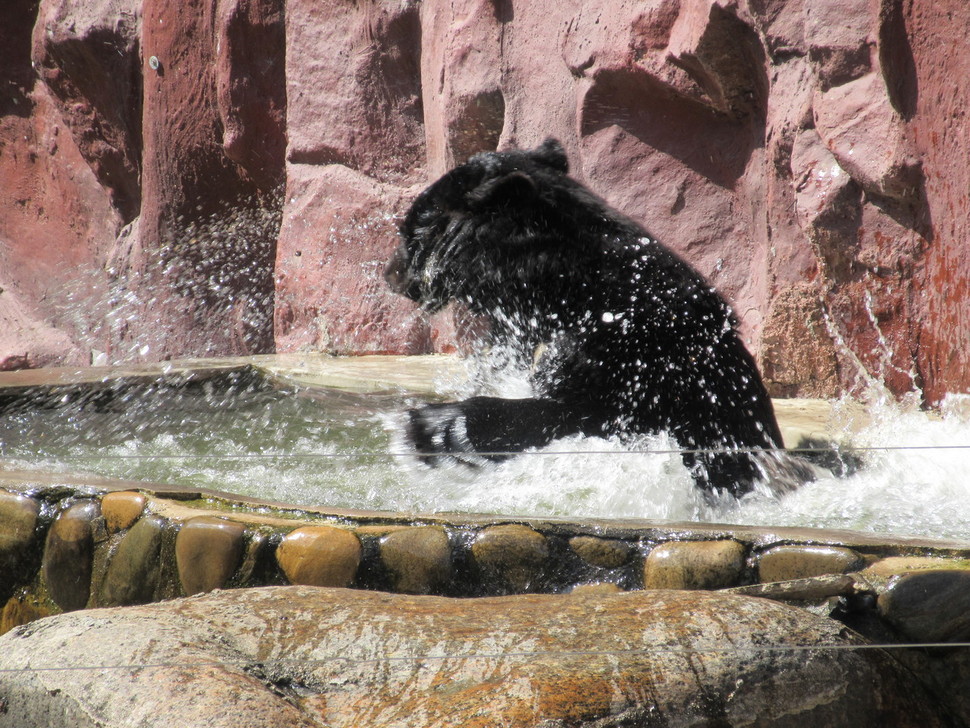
[3,290,969,539]
[4,186,967,541]
[50,189,282,365]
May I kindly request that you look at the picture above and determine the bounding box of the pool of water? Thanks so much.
[1,369,968,541]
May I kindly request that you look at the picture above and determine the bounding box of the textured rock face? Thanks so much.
[4,480,970,724]
[0,0,120,370]
[2,0,970,401]
[0,586,954,727]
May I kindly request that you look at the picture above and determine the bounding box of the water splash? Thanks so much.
[730,395,970,538]
[50,190,283,365]
[2,357,967,539]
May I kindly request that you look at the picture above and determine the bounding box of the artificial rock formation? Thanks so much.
[2,0,970,402]
[0,586,956,727]
[3,478,970,724]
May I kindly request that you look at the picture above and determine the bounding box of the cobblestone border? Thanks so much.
[3,477,969,644]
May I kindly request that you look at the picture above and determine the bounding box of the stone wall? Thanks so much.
[4,479,970,634]
[3,479,970,724]
[2,0,970,402]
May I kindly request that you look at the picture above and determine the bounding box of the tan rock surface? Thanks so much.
[643,539,746,590]
[0,586,951,727]
[276,525,362,587]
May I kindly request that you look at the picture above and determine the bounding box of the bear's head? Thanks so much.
[385,138,600,315]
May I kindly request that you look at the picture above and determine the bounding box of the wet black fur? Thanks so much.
[385,139,784,496]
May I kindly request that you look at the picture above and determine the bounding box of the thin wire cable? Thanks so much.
[3,641,970,674]
[2,442,969,461]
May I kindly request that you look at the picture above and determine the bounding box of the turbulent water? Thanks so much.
[1,366,969,541]
[384,396,970,541]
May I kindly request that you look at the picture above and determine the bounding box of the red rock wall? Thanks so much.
[1,0,969,402]
[908,0,970,405]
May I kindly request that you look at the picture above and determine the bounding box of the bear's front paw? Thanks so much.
[404,403,495,467]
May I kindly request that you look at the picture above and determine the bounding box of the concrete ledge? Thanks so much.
[0,353,858,447]
[0,353,464,397]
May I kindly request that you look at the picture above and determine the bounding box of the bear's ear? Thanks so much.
[467,170,537,207]
[530,138,569,173]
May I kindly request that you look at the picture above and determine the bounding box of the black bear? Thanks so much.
[385,138,785,496]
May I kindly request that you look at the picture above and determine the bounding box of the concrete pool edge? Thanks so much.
[2,354,968,610]
[3,348,970,728]
[0,352,866,442]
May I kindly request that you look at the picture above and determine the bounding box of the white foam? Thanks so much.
[3,378,969,540]
[378,390,970,539]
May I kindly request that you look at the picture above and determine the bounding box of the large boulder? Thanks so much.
[0,586,951,727]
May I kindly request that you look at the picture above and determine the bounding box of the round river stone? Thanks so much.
[380,526,451,594]
[643,539,745,590]
[864,556,970,580]
[175,516,246,595]
[101,491,147,533]
[276,525,361,587]
[569,535,632,569]
[99,515,167,607]
[42,500,100,612]
[877,569,970,642]
[0,491,40,575]
[471,524,549,592]
[0,594,50,636]
[757,544,866,582]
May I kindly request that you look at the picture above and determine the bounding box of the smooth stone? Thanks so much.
[471,524,549,593]
[0,491,40,582]
[101,491,147,533]
[864,556,970,579]
[643,540,746,590]
[0,587,952,727]
[175,517,246,595]
[276,526,361,587]
[42,500,100,612]
[877,570,970,642]
[0,491,40,554]
[99,516,167,606]
[235,531,268,586]
[0,594,51,637]
[380,526,451,594]
[569,535,632,569]
[757,544,867,582]
[723,574,863,602]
